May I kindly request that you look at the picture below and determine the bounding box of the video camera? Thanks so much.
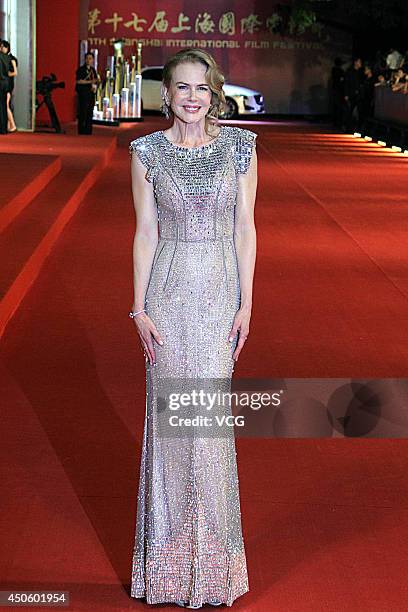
[36,73,65,96]
[36,73,65,133]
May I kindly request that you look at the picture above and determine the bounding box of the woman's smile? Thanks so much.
[182,105,201,113]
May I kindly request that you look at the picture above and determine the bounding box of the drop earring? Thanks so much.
[161,96,171,119]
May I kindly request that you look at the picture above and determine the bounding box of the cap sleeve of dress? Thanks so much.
[234,128,258,175]
[129,135,157,183]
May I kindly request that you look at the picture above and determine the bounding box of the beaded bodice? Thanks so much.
[129,126,257,243]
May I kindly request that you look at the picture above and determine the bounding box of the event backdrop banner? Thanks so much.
[85,0,352,115]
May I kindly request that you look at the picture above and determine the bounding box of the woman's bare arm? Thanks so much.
[230,146,258,360]
[234,148,258,310]
[130,149,163,363]
[8,59,17,77]
[130,150,159,309]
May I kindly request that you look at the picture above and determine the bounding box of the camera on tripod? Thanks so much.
[36,73,65,132]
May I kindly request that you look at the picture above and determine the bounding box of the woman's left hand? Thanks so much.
[228,306,251,361]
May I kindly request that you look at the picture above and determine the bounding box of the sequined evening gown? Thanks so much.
[129,125,257,607]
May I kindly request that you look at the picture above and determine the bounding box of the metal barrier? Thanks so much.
[374,86,408,125]
[360,87,408,149]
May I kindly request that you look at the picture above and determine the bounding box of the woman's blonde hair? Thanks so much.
[160,49,227,135]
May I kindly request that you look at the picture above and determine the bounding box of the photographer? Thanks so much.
[75,52,98,135]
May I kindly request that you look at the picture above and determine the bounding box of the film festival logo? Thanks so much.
[156,377,408,438]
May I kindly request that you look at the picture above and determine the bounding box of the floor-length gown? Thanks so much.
[129,125,257,607]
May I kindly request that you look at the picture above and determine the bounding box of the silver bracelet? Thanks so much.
[129,308,146,319]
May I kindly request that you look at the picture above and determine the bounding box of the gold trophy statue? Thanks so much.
[121,59,131,118]
[95,39,143,125]
[112,39,125,119]
[129,42,143,120]
[130,54,136,84]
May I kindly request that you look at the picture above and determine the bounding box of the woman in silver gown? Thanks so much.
[129,49,258,608]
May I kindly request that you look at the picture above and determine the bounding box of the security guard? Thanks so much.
[75,52,98,134]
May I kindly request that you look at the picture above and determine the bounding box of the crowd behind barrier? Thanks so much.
[2,35,408,136]
[330,47,408,134]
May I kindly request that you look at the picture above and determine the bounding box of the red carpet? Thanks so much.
[1,120,408,611]
[0,152,61,232]
[0,126,118,336]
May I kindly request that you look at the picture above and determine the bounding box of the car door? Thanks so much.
[141,68,163,110]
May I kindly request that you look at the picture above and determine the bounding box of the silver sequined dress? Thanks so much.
[129,125,257,607]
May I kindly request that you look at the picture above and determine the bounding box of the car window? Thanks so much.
[142,68,163,81]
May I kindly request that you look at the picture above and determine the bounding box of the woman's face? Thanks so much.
[165,61,212,123]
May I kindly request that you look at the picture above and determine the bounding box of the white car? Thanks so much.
[141,65,265,119]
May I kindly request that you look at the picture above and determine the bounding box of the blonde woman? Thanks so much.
[129,49,258,609]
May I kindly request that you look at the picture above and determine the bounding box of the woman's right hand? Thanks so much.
[132,312,164,365]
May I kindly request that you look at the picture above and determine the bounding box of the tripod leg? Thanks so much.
[45,94,62,133]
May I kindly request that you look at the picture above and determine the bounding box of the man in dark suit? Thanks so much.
[359,64,376,130]
[0,44,11,134]
[331,57,345,129]
[343,57,364,132]
[75,52,98,134]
